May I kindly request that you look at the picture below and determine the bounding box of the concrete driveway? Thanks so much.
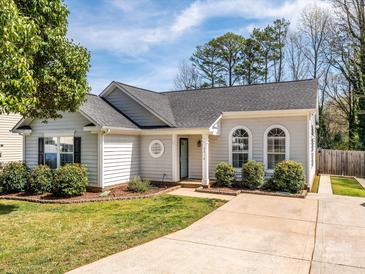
[68,193,365,274]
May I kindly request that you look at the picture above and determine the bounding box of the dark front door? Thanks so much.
[180,138,189,179]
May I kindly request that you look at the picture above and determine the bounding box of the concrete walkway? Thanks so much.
[318,175,333,196]
[68,192,365,274]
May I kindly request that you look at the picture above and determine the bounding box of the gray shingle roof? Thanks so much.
[104,79,317,128]
[164,79,317,128]
[86,79,317,129]
[80,94,139,129]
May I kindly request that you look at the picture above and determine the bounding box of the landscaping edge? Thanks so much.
[0,185,181,204]
[195,186,308,198]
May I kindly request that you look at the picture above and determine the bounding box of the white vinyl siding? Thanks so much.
[0,114,23,164]
[103,135,140,186]
[140,135,172,182]
[209,116,309,183]
[24,112,98,185]
[104,88,167,127]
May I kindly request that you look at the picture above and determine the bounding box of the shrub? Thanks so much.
[239,160,265,189]
[0,162,29,193]
[127,176,151,193]
[52,164,88,197]
[25,165,53,194]
[215,162,235,187]
[266,160,305,193]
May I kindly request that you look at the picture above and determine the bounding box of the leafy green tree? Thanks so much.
[0,0,90,119]
[235,38,265,84]
[190,42,224,88]
[209,32,244,86]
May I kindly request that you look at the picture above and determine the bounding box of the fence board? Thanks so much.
[317,149,365,178]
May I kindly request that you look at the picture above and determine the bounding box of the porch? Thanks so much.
[172,134,210,187]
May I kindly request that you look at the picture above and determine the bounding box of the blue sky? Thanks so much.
[64,0,327,94]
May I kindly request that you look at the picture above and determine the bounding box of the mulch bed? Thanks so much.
[195,186,241,196]
[196,186,307,198]
[0,185,181,204]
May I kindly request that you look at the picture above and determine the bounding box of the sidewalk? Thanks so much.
[318,175,333,196]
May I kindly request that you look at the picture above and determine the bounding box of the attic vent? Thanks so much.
[149,140,164,158]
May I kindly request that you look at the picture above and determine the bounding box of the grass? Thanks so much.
[0,195,225,274]
[330,176,365,197]
[310,176,320,193]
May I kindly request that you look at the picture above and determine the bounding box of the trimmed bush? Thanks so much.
[127,176,151,193]
[0,162,29,193]
[215,162,235,187]
[25,165,53,194]
[52,164,88,197]
[239,160,265,189]
[265,160,305,193]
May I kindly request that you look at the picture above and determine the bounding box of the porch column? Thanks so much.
[202,134,210,187]
[171,134,179,182]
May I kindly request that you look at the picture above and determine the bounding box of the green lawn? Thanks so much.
[330,176,365,197]
[311,176,320,193]
[0,195,225,274]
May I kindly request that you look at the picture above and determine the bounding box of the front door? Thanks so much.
[180,138,189,179]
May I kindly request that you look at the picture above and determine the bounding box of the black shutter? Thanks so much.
[38,137,44,165]
[74,137,81,163]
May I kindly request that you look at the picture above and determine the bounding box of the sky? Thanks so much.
[64,0,329,94]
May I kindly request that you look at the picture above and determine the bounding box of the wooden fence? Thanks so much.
[317,149,365,178]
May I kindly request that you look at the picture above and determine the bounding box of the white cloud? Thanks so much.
[69,0,331,57]
[171,0,331,34]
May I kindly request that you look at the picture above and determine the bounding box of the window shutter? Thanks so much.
[38,137,44,165]
[74,137,81,163]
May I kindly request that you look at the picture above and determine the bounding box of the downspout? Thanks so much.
[98,128,111,190]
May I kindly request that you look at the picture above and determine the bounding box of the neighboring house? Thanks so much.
[0,114,23,165]
[12,79,317,190]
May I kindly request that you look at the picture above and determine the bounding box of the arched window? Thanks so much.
[264,126,289,170]
[229,127,252,169]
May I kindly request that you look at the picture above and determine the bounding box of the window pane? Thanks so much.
[45,153,57,169]
[60,137,74,153]
[268,137,285,153]
[45,137,57,153]
[60,153,73,166]
[232,153,248,168]
[268,154,285,169]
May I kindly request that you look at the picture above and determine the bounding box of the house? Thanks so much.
[0,114,23,166]
[12,79,317,190]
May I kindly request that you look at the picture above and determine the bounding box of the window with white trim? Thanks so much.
[44,137,74,169]
[149,140,164,158]
[231,128,249,168]
[267,128,286,170]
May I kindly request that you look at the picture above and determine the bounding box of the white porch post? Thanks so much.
[202,134,210,187]
[171,134,179,182]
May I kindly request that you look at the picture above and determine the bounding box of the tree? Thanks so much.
[209,32,244,86]
[190,43,224,88]
[251,26,276,83]
[329,0,365,149]
[174,61,201,90]
[286,32,309,80]
[324,73,359,149]
[235,38,265,84]
[0,0,90,119]
[271,19,290,82]
[300,6,331,79]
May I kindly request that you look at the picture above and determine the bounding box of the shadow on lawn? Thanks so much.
[0,204,18,215]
